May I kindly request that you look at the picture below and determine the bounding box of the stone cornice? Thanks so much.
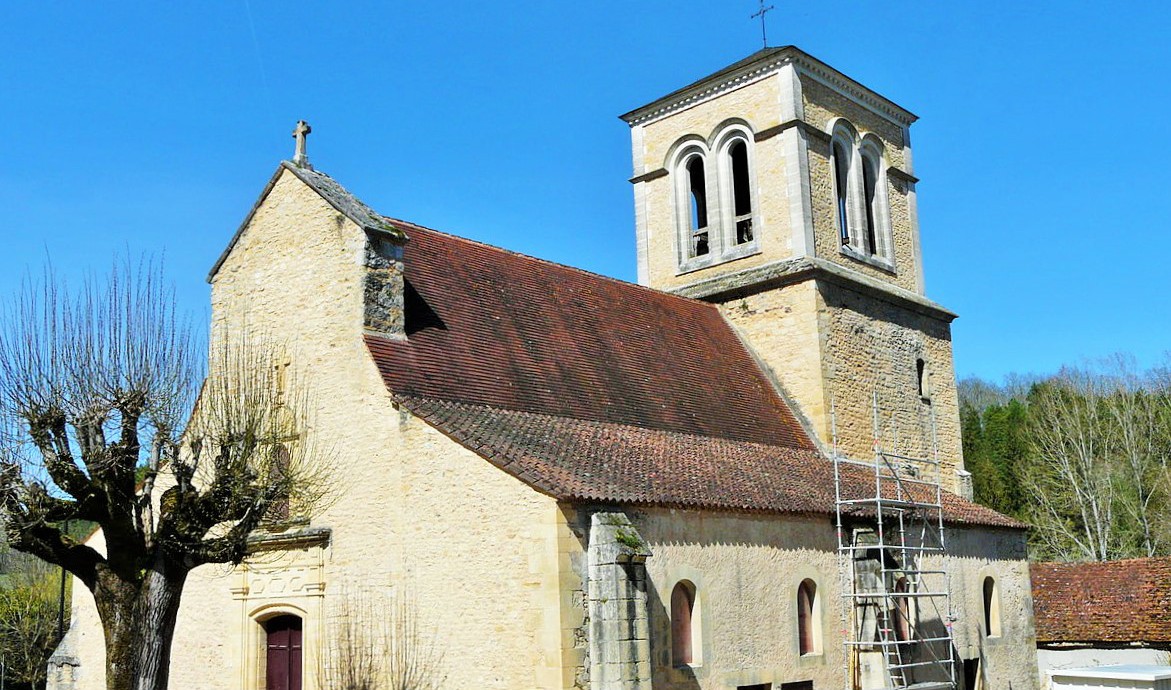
[247,525,332,553]
[621,47,917,129]
[671,256,957,322]
[621,54,786,127]
[887,166,920,185]
[628,167,669,185]
[793,53,918,127]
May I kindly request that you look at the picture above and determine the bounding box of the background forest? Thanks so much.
[960,357,1171,563]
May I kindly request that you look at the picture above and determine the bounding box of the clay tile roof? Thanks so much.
[359,217,1020,528]
[371,219,812,449]
[1032,558,1171,644]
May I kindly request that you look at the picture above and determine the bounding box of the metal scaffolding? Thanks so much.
[833,395,957,690]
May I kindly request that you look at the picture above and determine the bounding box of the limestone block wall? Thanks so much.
[205,166,572,689]
[718,276,963,489]
[635,74,795,290]
[800,79,907,171]
[587,512,653,690]
[800,73,919,296]
[717,280,828,443]
[936,528,1040,690]
[53,168,573,690]
[805,133,918,294]
[580,506,1036,690]
[817,281,964,487]
[633,508,842,690]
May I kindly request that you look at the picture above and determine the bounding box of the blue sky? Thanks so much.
[1,2,1167,382]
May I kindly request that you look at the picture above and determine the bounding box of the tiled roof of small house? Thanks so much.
[1031,558,1171,644]
[360,214,1021,528]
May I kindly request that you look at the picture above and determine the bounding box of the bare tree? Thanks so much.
[319,588,445,690]
[0,260,327,690]
[1026,368,1121,561]
[1098,356,1171,557]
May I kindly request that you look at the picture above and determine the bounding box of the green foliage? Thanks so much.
[960,360,1171,562]
[961,398,1032,522]
[0,572,61,690]
[615,528,644,550]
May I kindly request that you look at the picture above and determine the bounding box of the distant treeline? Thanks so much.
[959,357,1171,562]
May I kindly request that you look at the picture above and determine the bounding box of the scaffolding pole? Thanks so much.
[834,392,957,690]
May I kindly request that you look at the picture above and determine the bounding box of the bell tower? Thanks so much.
[621,47,968,493]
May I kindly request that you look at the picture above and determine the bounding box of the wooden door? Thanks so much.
[265,615,303,690]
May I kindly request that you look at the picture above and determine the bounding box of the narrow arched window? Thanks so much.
[862,154,880,255]
[685,156,709,258]
[729,139,754,245]
[671,581,697,665]
[798,579,819,655]
[983,577,1002,637]
[831,140,851,246]
[893,576,912,642]
[916,358,928,398]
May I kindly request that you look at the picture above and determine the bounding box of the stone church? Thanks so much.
[50,47,1039,690]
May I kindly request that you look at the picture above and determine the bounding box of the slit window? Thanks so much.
[729,139,754,245]
[686,156,709,257]
[983,576,1002,637]
[916,358,930,399]
[267,444,291,524]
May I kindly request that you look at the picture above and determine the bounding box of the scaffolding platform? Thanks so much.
[833,394,957,690]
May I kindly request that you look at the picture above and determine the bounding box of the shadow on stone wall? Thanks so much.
[645,577,702,690]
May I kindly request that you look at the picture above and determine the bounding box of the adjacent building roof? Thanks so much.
[362,215,1021,528]
[1032,558,1171,644]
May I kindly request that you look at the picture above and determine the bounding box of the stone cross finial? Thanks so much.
[751,0,775,48]
[292,120,312,168]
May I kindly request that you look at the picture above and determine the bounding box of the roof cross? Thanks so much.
[292,120,312,169]
[751,0,776,49]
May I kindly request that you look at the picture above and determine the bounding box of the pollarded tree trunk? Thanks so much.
[92,562,189,690]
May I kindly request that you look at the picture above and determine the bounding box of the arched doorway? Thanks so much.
[265,614,302,690]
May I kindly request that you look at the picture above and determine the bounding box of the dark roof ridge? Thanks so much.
[382,214,711,308]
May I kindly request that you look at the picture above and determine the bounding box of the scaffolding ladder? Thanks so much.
[833,396,957,690]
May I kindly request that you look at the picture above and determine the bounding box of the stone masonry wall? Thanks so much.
[801,74,918,295]
[53,168,572,690]
[718,280,829,442]
[587,512,653,690]
[637,74,795,290]
[817,280,964,489]
[619,506,1036,690]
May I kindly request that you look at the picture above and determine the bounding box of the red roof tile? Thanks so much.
[356,219,1020,528]
[394,395,1024,527]
[370,220,813,449]
[1031,558,1171,644]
